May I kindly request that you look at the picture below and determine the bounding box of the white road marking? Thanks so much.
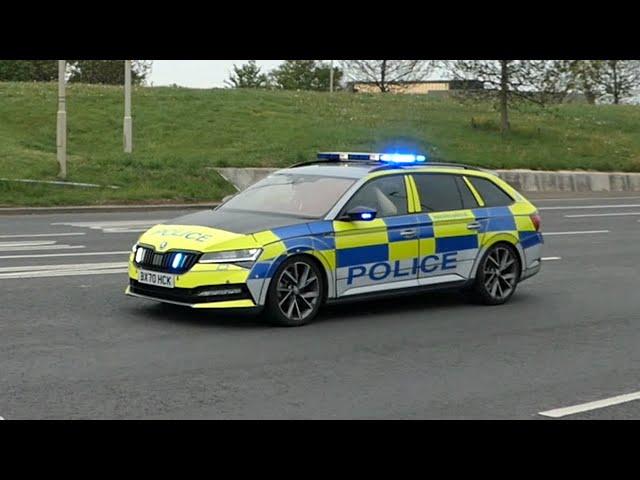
[539,390,640,418]
[541,257,562,261]
[0,232,85,239]
[0,245,84,252]
[51,220,166,234]
[0,262,127,273]
[544,230,610,236]
[0,240,57,247]
[535,195,640,202]
[0,268,129,280]
[0,251,130,260]
[565,212,640,218]
[540,204,640,210]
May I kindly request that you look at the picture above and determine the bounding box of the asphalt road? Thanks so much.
[1,192,640,419]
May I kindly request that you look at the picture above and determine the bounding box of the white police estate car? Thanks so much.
[127,153,543,326]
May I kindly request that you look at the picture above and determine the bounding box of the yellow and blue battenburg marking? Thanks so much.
[128,158,543,309]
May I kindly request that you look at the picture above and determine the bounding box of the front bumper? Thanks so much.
[126,260,262,309]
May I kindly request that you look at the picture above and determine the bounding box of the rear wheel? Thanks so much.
[471,243,520,305]
[265,256,324,326]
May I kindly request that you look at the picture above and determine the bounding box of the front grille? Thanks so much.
[135,247,199,274]
[129,280,251,304]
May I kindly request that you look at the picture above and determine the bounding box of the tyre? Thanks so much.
[265,256,325,326]
[471,243,521,305]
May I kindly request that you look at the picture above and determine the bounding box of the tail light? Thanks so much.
[530,213,541,231]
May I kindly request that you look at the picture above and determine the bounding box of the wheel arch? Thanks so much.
[469,234,525,280]
[255,248,335,306]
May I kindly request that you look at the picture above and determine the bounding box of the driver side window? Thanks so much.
[341,175,408,218]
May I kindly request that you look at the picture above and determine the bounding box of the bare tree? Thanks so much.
[341,60,433,92]
[598,60,640,104]
[445,60,564,133]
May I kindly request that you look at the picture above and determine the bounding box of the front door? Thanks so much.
[333,174,420,297]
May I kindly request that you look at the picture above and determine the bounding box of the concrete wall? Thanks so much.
[215,167,640,193]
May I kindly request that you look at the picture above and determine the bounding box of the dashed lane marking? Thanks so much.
[51,220,166,234]
[0,233,85,239]
[565,212,640,218]
[535,196,640,202]
[0,245,84,252]
[541,204,640,210]
[541,257,562,261]
[0,262,128,273]
[0,251,130,260]
[544,230,609,236]
[0,267,129,280]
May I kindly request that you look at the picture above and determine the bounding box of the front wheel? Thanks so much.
[471,244,521,305]
[265,256,324,326]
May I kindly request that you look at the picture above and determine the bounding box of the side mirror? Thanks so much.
[339,206,377,222]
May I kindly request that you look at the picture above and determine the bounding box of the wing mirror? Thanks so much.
[340,206,377,222]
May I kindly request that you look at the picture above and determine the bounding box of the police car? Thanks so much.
[126,152,543,326]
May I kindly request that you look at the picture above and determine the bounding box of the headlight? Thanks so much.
[199,248,262,264]
[134,245,145,263]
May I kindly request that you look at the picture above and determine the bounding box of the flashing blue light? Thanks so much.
[360,212,373,220]
[380,153,426,163]
[171,253,184,269]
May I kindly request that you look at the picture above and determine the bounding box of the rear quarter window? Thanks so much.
[467,176,514,207]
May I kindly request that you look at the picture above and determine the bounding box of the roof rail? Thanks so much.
[370,161,487,173]
[288,159,380,169]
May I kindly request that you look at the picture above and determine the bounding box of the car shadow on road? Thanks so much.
[128,289,537,330]
[129,302,268,330]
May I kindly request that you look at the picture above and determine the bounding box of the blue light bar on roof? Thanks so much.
[380,153,426,163]
[317,152,426,163]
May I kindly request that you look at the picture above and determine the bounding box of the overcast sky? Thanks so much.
[149,60,284,88]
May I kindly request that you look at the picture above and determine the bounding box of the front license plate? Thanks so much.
[138,269,175,288]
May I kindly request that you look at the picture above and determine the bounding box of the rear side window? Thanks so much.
[467,176,514,207]
[454,176,480,209]
[412,173,464,212]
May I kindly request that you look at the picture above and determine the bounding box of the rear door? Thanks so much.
[333,174,420,297]
[409,173,481,283]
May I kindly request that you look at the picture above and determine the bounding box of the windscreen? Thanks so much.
[219,173,356,218]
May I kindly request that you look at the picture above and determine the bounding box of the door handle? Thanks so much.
[399,229,417,238]
[467,221,482,230]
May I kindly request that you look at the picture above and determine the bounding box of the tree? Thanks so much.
[0,60,59,81]
[68,60,152,85]
[224,60,269,88]
[554,60,640,104]
[555,60,604,104]
[340,60,433,92]
[446,60,563,133]
[598,60,640,104]
[269,60,343,91]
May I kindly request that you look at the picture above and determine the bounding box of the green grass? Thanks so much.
[1,82,640,207]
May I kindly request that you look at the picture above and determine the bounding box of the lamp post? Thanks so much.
[56,60,67,179]
[123,60,133,153]
[329,60,334,93]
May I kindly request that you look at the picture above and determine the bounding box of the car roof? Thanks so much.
[276,163,379,179]
[279,161,496,180]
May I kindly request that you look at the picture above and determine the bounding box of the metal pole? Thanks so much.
[329,60,334,93]
[56,60,67,179]
[123,60,133,153]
